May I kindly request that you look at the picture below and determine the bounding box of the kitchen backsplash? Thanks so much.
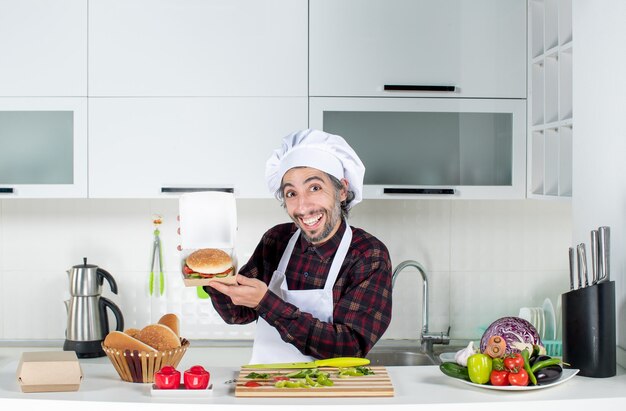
[0,199,571,342]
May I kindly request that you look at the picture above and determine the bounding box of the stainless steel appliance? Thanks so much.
[63,258,124,358]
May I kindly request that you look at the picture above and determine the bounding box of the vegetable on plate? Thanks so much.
[467,353,492,384]
[454,341,477,366]
[480,317,542,355]
[439,362,471,381]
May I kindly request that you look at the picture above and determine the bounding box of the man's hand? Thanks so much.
[207,274,268,308]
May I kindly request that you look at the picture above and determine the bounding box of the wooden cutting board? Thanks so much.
[235,366,394,398]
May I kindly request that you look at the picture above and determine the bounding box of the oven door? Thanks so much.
[310,97,526,199]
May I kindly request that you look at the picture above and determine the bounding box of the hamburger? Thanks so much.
[183,248,235,283]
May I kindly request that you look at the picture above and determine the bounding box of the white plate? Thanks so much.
[439,352,456,363]
[450,369,579,391]
[543,298,557,340]
[150,383,213,397]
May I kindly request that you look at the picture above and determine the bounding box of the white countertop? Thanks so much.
[2,345,626,411]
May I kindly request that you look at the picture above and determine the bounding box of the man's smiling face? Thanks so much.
[281,167,348,244]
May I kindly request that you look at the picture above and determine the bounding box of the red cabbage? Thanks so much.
[480,316,542,354]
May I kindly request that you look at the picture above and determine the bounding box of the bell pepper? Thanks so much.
[467,353,492,384]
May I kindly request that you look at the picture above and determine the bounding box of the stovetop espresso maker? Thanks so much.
[63,258,124,358]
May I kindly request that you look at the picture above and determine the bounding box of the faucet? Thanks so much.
[392,260,450,354]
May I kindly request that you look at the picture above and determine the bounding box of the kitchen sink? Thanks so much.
[365,343,466,367]
[366,350,438,366]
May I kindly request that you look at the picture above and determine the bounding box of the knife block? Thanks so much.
[561,281,616,377]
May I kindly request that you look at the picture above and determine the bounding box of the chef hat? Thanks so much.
[265,129,365,209]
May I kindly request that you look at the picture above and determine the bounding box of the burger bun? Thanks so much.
[184,248,236,285]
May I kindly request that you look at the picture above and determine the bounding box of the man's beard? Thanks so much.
[294,200,342,244]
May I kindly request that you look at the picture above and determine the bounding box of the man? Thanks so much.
[205,129,392,363]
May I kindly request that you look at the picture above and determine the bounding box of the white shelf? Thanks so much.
[559,125,573,196]
[559,48,573,120]
[558,0,573,45]
[531,130,545,195]
[527,0,573,199]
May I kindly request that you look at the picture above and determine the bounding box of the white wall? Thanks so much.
[0,198,571,342]
[572,0,626,366]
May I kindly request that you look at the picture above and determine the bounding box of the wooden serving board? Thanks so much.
[235,366,394,398]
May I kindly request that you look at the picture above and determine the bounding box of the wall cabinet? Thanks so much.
[528,0,573,198]
[310,97,527,199]
[88,98,308,198]
[310,0,526,98]
[88,0,307,97]
[0,98,87,198]
[0,0,87,96]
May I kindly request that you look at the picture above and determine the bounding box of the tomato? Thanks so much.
[154,366,181,389]
[183,365,210,390]
[508,369,529,386]
[183,265,194,275]
[503,353,524,372]
[489,370,510,386]
[273,376,290,381]
[244,381,261,388]
[467,353,493,384]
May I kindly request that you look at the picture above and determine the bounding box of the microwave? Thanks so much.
[310,97,526,199]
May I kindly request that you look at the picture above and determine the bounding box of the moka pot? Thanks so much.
[64,258,124,358]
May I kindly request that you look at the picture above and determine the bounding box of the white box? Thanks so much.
[178,191,238,286]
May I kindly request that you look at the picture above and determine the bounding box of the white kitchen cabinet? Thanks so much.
[310,0,526,98]
[310,97,527,199]
[0,0,87,96]
[0,98,88,198]
[89,0,307,97]
[528,0,573,198]
[88,97,308,198]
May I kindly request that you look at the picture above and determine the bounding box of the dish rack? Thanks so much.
[518,297,562,357]
[543,340,563,357]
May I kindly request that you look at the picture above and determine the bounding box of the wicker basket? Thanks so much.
[102,339,190,383]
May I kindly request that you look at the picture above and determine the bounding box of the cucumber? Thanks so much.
[439,362,471,381]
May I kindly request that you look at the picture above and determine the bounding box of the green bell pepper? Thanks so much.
[467,353,493,384]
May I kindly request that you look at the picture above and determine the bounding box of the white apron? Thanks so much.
[249,224,353,364]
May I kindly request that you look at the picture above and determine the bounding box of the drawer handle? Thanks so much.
[384,84,457,92]
[0,187,14,194]
[161,187,234,194]
[384,188,455,195]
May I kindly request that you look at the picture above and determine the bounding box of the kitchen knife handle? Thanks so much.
[591,230,599,284]
[384,84,457,92]
[598,226,610,282]
[0,187,14,194]
[568,247,575,290]
[576,244,586,289]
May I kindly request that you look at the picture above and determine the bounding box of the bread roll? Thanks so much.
[104,331,157,352]
[136,324,181,351]
[157,313,180,337]
[123,328,141,338]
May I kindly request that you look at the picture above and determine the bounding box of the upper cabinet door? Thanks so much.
[0,98,88,198]
[88,97,308,198]
[310,0,526,98]
[0,0,87,96]
[89,0,308,97]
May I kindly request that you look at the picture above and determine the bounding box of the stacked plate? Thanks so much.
[518,298,560,356]
[518,301,556,341]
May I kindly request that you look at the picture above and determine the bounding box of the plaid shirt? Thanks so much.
[206,219,393,358]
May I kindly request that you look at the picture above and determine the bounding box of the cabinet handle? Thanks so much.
[384,85,456,92]
[384,188,455,195]
[0,187,14,194]
[161,187,234,194]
